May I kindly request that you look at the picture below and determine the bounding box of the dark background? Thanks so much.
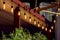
[20,0,55,8]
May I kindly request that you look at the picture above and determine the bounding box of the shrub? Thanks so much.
[2,27,47,40]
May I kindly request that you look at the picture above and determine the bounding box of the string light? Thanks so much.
[29,17,31,23]
[42,26,44,30]
[18,11,20,16]
[34,19,36,25]
[56,14,58,17]
[3,1,5,10]
[36,7,38,11]
[11,6,13,13]
[24,13,27,19]
[38,22,40,27]
[58,8,60,11]
[51,26,53,29]
[25,15,27,19]
[54,20,56,23]
[45,28,47,31]
[49,29,51,33]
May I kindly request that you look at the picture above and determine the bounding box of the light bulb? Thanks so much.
[29,19,31,22]
[56,14,58,17]
[51,26,53,29]
[34,21,36,25]
[54,20,56,23]
[11,8,13,13]
[25,15,27,19]
[18,11,20,16]
[49,29,51,33]
[3,2,5,10]
[38,24,40,27]
[29,17,31,22]
[36,7,38,11]
[45,28,47,31]
[42,26,44,30]
[58,8,60,11]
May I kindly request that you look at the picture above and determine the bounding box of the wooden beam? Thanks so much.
[35,2,60,12]
[13,0,45,22]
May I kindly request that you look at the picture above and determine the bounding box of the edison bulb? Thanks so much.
[51,26,53,29]
[54,20,56,23]
[3,3,5,10]
[11,8,13,13]
[49,29,51,33]
[42,26,44,30]
[18,11,20,16]
[29,19,31,22]
[25,15,27,19]
[56,14,58,17]
[45,28,47,31]
[38,24,40,27]
[34,21,36,25]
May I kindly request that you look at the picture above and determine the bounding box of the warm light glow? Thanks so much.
[54,20,56,23]
[49,29,51,33]
[58,8,60,11]
[11,8,13,13]
[42,26,44,30]
[56,14,58,17]
[3,3,5,10]
[38,24,40,27]
[18,11,20,16]
[36,7,38,11]
[51,26,53,29]
[34,21,36,25]
[45,28,47,31]
[29,17,31,22]
[25,15,27,19]
[29,19,31,23]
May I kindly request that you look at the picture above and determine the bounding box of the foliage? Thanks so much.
[33,32,47,40]
[2,27,47,40]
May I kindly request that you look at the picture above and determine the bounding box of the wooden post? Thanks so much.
[55,3,60,40]
[14,6,20,30]
[55,16,60,40]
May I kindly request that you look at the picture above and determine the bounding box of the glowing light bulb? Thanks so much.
[54,20,56,23]
[11,6,13,13]
[29,17,31,22]
[38,22,40,27]
[38,24,40,27]
[25,15,27,19]
[18,11,20,16]
[3,2,5,10]
[56,14,58,17]
[11,8,13,13]
[45,28,47,31]
[24,13,27,19]
[36,7,38,11]
[29,19,31,22]
[51,26,53,29]
[49,29,51,33]
[42,26,44,30]
[34,21,36,25]
[58,8,60,11]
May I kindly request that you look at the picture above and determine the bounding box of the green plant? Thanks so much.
[2,27,47,40]
[33,32,47,40]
